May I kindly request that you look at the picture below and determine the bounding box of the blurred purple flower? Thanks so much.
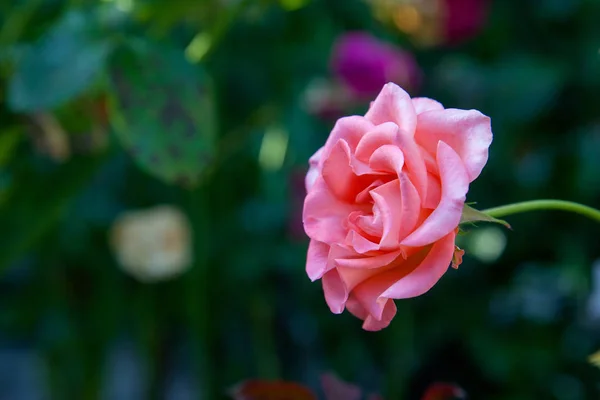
[330,32,421,98]
[443,0,490,44]
[321,373,362,400]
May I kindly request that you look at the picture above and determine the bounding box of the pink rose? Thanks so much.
[302,83,492,331]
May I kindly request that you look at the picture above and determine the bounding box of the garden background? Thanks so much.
[1,0,600,399]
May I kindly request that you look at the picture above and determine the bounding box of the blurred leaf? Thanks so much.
[228,380,317,400]
[460,204,511,229]
[7,10,113,112]
[108,40,216,188]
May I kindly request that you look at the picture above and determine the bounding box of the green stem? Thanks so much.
[482,200,600,223]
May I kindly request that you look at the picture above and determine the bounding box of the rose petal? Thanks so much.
[351,247,430,319]
[412,97,444,114]
[394,129,428,202]
[322,139,374,202]
[397,173,421,241]
[415,109,493,181]
[337,265,386,294]
[381,231,456,299]
[303,177,362,244]
[355,123,428,201]
[354,122,398,162]
[305,147,324,192]
[322,269,348,314]
[306,240,331,281]
[370,181,402,249]
[346,295,397,331]
[369,145,405,175]
[348,232,455,327]
[362,299,396,331]
[334,248,404,269]
[401,142,469,247]
[322,116,374,156]
[355,179,387,204]
[347,230,381,254]
[365,83,417,135]
[423,172,441,209]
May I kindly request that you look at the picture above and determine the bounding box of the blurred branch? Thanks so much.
[184,186,215,398]
[482,200,600,224]
[186,0,253,63]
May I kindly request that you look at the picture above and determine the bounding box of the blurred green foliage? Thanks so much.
[0,0,599,399]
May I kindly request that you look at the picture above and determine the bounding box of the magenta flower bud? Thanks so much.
[330,32,421,98]
[443,0,490,45]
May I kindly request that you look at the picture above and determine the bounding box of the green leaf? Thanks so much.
[7,11,113,112]
[107,40,216,188]
[460,204,512,229]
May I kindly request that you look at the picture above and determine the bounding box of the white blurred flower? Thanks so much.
[110,205,192,282]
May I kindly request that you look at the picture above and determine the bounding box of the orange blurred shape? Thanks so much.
[229,380,317,400]
[421,382,467,400]
[393,4,423,34]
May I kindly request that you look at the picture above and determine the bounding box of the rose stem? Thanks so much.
[482,200,600,223]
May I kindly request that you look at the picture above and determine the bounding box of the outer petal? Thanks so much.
[350,247,429,319]
[349,232,455,323]
[322,269,348,314]
[412,97,444,114]
[381,231,456,299]
[305,147,324,192]
[365,83,417,135]
[415,109,493,181]
[401,141,469,247]
[322,116,375,156]
[346,295,397,331]
[306,240,331,281]
[337,265,387,294]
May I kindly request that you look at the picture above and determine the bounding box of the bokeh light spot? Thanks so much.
[467,226,507,263]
